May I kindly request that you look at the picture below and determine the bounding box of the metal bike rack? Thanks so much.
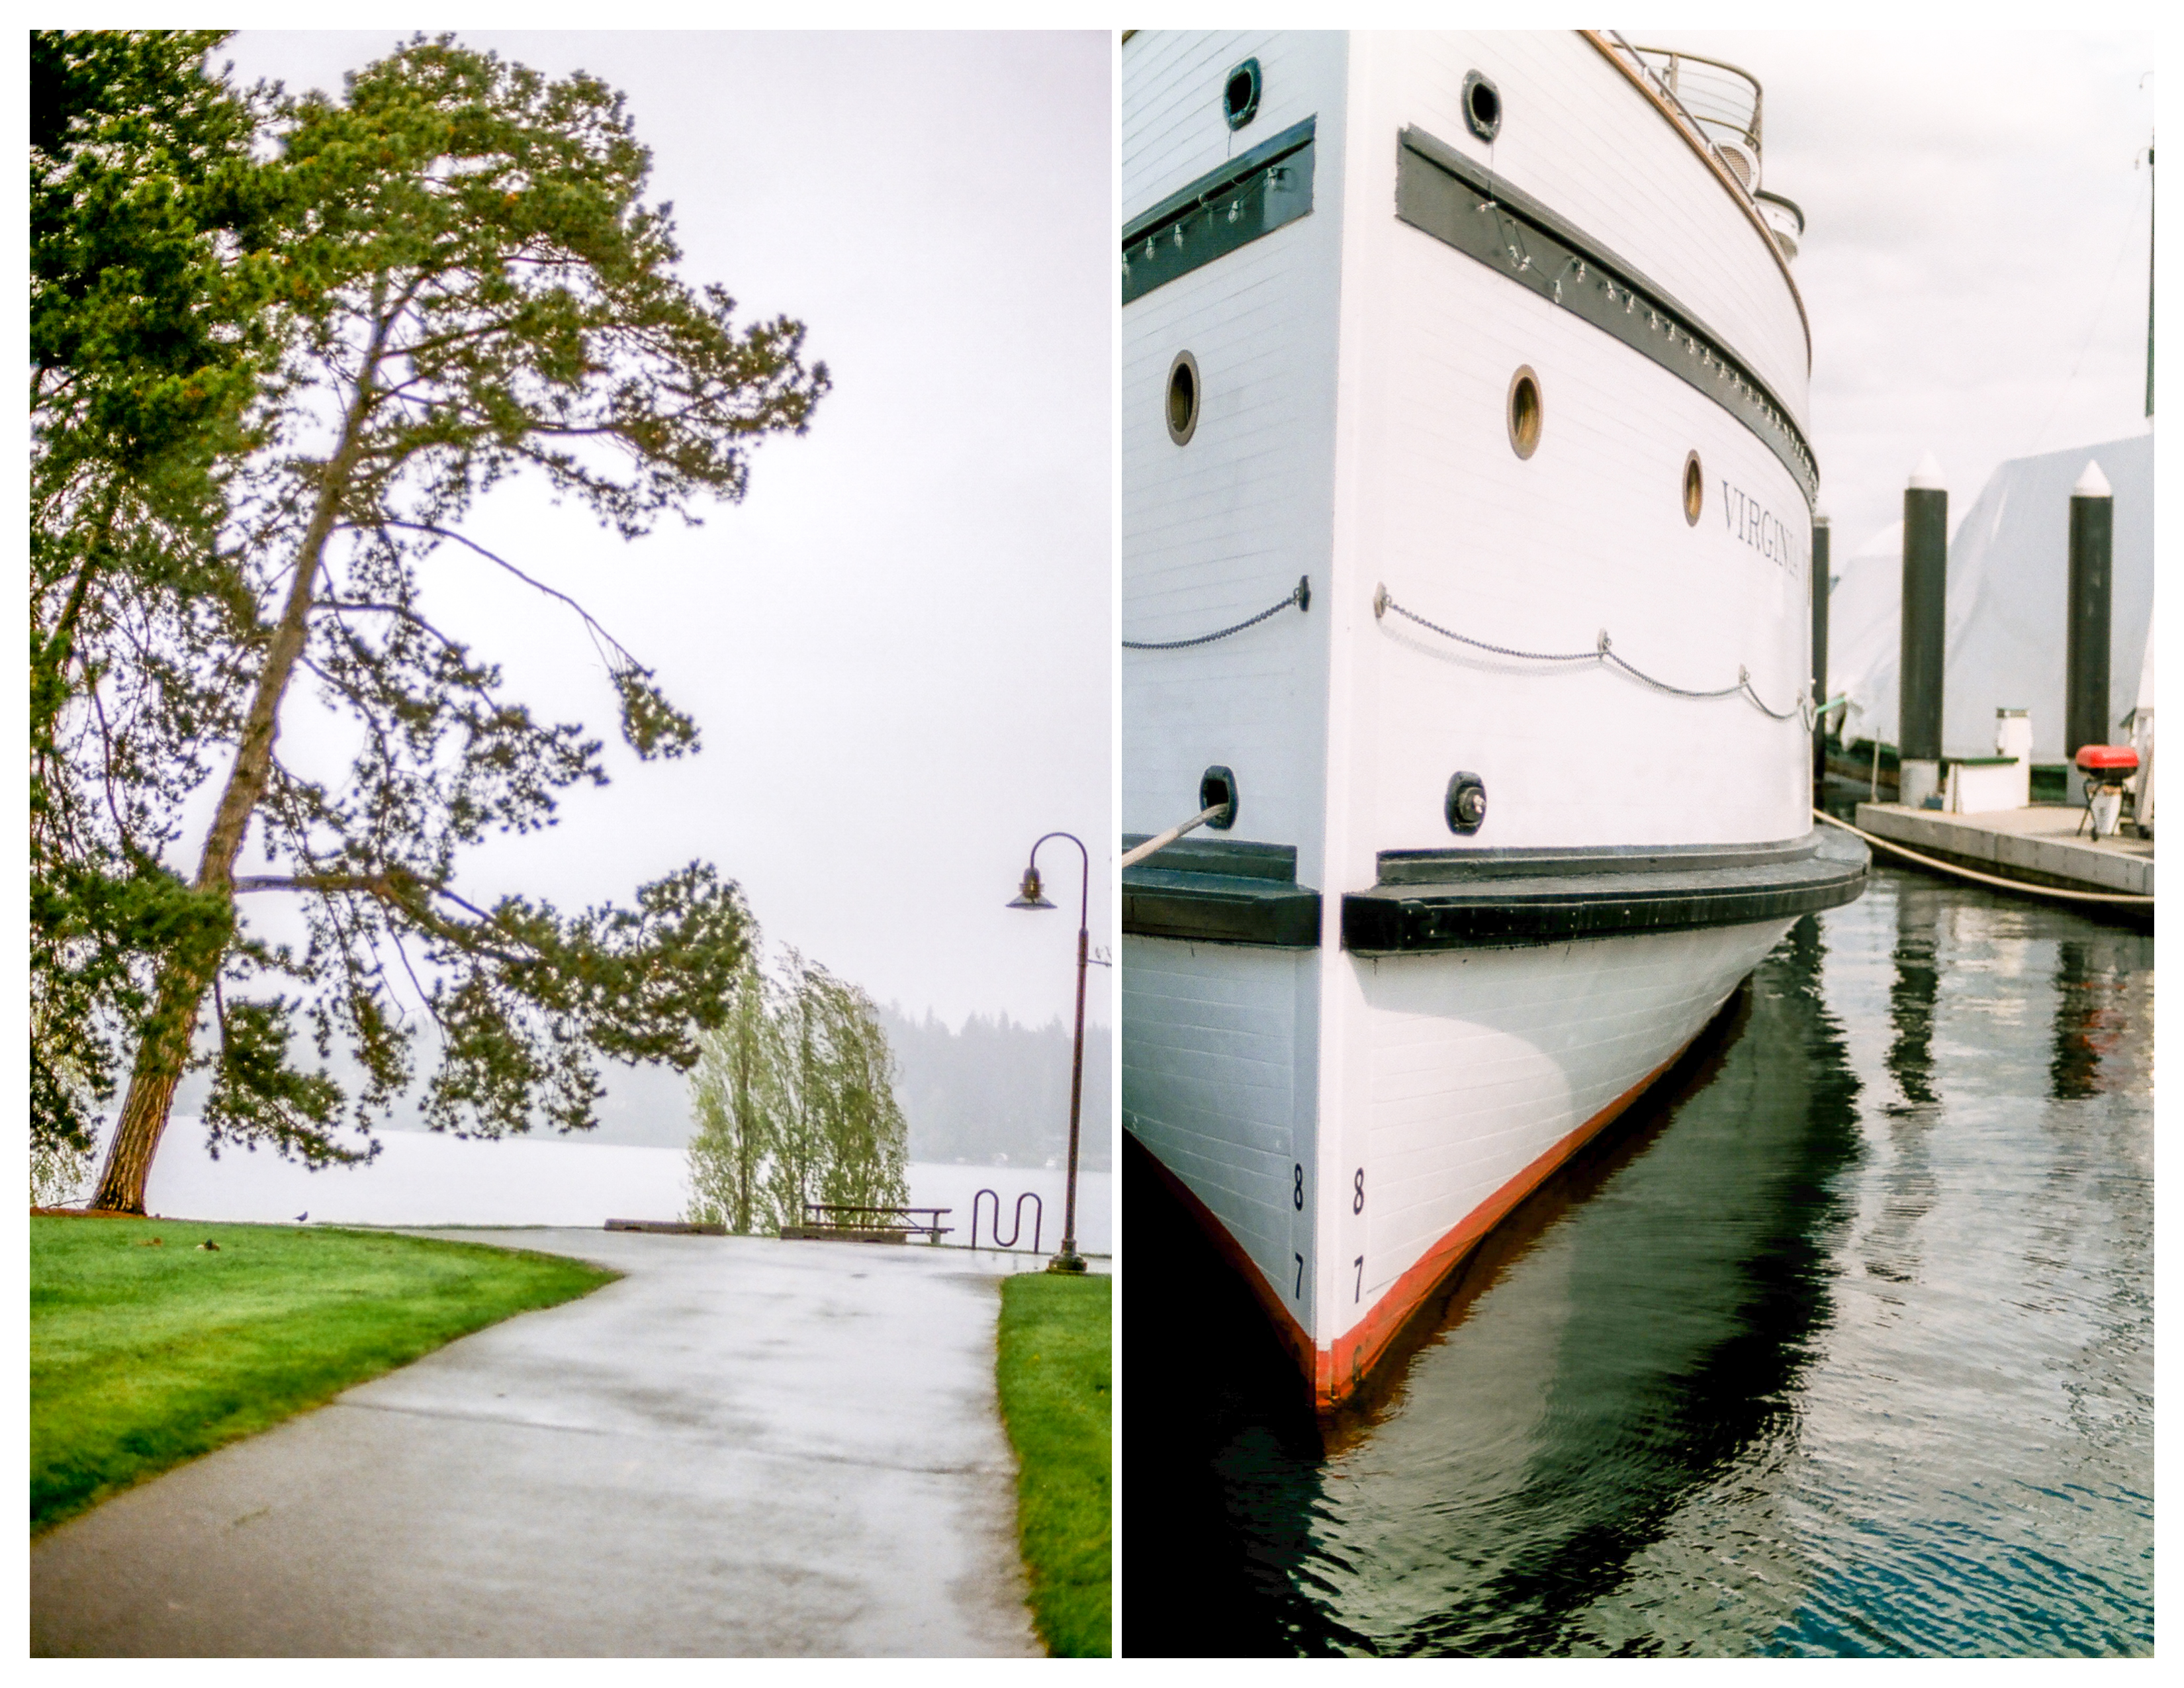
[970,1188,1044,1253]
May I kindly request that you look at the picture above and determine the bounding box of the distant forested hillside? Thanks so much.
[878,1006,1113,1170]
[166,1004,1111,1166]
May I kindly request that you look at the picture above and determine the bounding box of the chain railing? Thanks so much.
[1122,575,1310,649]
[1374,584,1804,722]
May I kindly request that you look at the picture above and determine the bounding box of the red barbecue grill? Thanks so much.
[2073,745,2140,840]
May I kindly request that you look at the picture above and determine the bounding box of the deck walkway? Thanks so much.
[1854,802,2153,898]
[32,1229,1047,1656]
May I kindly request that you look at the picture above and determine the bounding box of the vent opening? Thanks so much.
[1222,59,1261,130]
[1463,71,1502,143]
[1200,765,1238,829]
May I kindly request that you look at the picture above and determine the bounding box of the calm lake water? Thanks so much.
[1124,864,2152,1656]
[131,1127,1111,1256]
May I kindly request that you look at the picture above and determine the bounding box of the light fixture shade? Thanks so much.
[1007,865,1054,910]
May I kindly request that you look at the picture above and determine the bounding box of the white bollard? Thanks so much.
[1995,708,2032,810]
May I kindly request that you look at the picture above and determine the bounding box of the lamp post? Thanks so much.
[1007,831,1090,1274]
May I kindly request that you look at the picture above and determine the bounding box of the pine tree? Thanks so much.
[32,30,287,1172]
[71,37,829,1213]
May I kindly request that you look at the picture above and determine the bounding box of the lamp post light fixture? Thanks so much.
[1007,831,1091,1274]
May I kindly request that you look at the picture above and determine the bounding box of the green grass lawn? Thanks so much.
[31,1215,615,1535]
[995,1270,1112,1657]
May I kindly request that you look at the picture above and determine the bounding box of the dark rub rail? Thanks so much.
[1343,827,1868,953]
[1121,835,1322,948]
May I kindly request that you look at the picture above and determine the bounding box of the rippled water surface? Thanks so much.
[1124,867,2152,1656]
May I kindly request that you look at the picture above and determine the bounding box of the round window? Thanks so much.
[1506,365,1542,459]
[1166,351,1201,445]
[1683,451,1704,525]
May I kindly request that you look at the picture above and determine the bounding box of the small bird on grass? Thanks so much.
[295,1212,308,1223]
[196,1239,220,1252]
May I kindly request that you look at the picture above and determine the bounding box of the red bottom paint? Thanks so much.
[1135,1041,1694,1412]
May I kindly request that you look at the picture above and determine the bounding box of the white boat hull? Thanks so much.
[1122,30,1864,1408]
[1125,915,1792,1403]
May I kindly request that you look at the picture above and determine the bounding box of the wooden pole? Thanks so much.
[2066,461,2115,758]
[1899,457,1948,806]
[1811,514,1831,782]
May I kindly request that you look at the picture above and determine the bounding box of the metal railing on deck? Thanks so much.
[1754,190,1807,261]
[1626,44,1764,162]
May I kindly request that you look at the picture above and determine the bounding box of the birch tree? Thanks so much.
[70,37,829,1213]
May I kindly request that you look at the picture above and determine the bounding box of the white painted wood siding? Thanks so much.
[1324,218,1813,863]
[1343,918,1790,1336]
[1350,33,1809,422]
[1122,32,1347,881]
[1122,936,1322,1329]
[1318,26,1814,899]
[1310,33,1815,1344]
[1124,30,1824,1368]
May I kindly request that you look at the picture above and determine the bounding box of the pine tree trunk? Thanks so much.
[88,351,385,1214]
[87,946,222,1212]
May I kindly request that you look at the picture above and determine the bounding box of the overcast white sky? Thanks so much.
[47,24,2173,1033]
[1668,30,2157,551]
[216,32,1114,1035]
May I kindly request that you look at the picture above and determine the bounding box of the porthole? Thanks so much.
[1506,365,1542,459]
[1463,71,1502,144]
[1166,350,1201,445]
[1223,58,1261,131]
[1683,451,1705,525]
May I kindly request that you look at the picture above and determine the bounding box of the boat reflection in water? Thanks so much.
[1124,869,2152,1656]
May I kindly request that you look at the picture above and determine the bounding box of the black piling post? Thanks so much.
[1899,456,1948,806]
[2065,460,2115,759]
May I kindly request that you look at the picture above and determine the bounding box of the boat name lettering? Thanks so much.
[1721,481,1802,577]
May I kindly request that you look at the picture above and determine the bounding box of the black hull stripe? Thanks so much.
[1122,117,1317,305]
[1395,123,1818,505]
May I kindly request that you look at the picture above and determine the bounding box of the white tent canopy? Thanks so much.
[1824,516,1902,751]
[1827,431,2153,765]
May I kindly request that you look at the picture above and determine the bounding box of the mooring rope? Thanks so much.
[1813,808,2154,908]
[1375,585,1804,721]
[1122,575,1310,650]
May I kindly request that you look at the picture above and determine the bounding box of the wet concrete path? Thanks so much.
[32,1230,1046,1656]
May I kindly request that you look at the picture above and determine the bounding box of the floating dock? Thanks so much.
[1852,802,2152,903]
